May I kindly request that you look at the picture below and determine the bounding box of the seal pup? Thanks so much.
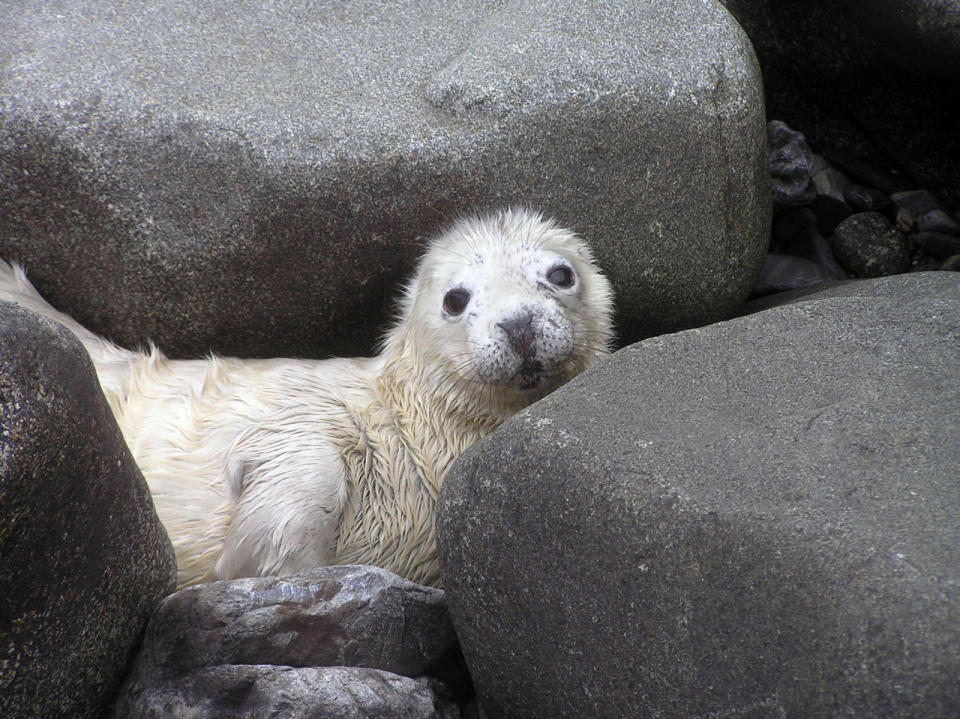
[0,208,614,587]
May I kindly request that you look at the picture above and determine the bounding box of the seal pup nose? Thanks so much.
[497,312,536,357]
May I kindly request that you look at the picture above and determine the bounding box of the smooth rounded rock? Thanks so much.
[831,212,911,277]
[438,274,960,719]
[0,0,769,355]
[0,302,177,719]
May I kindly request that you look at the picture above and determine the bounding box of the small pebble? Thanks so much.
[831,212,911,278]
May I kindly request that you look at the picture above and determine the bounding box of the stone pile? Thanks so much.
[109,566,472,718]
[719,0,960,209]
[756,120,960,296]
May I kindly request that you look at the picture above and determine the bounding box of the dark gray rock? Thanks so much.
[750,253,839,298]
[843,183,890,212]
[916,231,960,261]
[775,224,847,278]
[891,190,960,235]
[810,159,853,232]
[113,565,470,717]
[0,0,769,356]
[768,120,816,207]
[118,565,464,683]
[772,206,818,246]
[826,148,907,197]
[0,302,177,719]
[438,274,960,718]
[831,211,911,277]
[115,665,458,719]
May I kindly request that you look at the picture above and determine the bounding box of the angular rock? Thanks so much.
[891,190,960,235]
[113,665,458,719]
[825,147,907,197]
[831,211,911,277]
[810,158,853,232]
[768,120,816,207]
[116,566,464,684]
[0,302,177,719]
[0,0,769,355]
[438,274,960,718]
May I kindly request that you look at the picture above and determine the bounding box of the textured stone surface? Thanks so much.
[0,302,177,719]
[438,274,960,718]
[113,665,459,719]
[831,212,911,278]
[113,565,470,718]
[118,565,465,683]
[0,0,768,357]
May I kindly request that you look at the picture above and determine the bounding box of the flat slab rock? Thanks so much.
[438,273,960,718]
[112,565,468,718]
[0,0,768,357]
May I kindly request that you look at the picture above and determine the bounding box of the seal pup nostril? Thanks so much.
[496,312,536,357]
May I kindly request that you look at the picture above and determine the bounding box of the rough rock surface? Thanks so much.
[831,211,911,278]
[438,274,960,718]
[116,665,458,719]
[0,0,768,356]
[0,302,177,719]
[113,565,469,718]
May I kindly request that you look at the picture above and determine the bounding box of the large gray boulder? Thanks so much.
[0,302,177,719]
[0,0,768,356]
[437,273,960,718]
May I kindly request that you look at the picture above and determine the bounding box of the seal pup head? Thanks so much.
[383,208,614,416]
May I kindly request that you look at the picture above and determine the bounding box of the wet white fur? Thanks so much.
[0,208,614,587]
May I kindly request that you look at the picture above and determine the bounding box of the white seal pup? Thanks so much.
[0,208,614,587]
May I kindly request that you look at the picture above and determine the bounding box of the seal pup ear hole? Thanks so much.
[545,263,576,289]
[442,287,471,316]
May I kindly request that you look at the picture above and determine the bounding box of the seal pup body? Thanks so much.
[0,208,614,587]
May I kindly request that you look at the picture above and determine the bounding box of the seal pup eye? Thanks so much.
[546,264,576,289]
[443,288,471,316]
